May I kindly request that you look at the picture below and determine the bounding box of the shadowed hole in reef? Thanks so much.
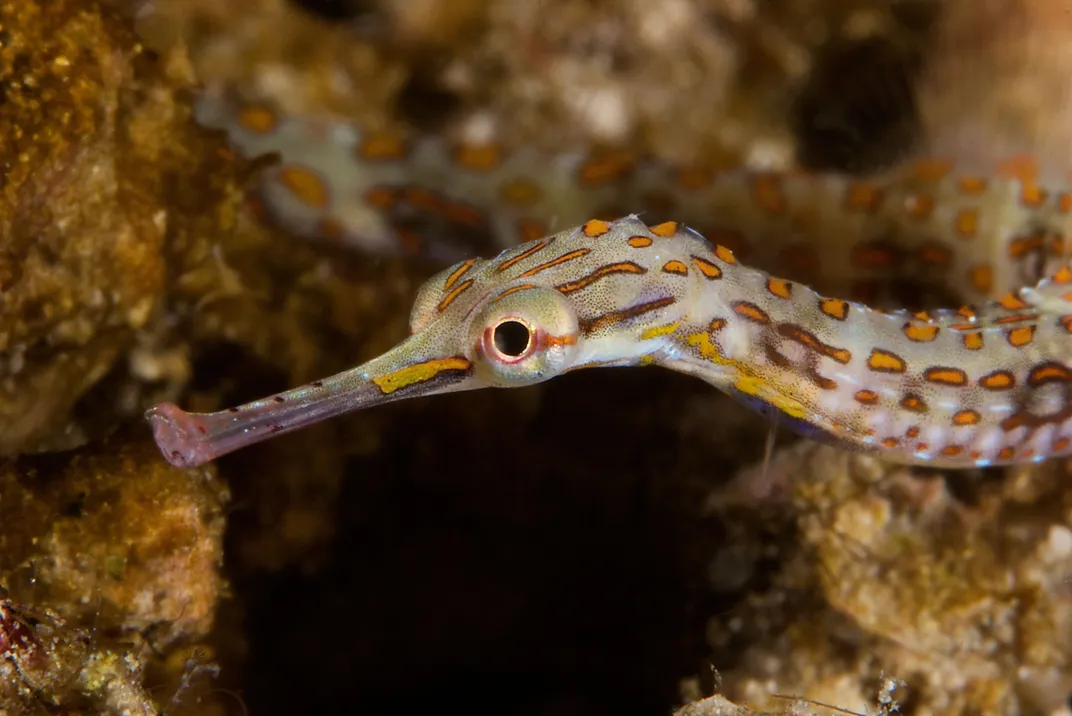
[237,368,716,715]
[287,0,374,22]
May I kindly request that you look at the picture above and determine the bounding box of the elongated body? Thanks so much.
[148,213,1072,469]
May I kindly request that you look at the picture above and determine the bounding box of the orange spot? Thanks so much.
[904,193,934,220]
[881,437,900,448]
[582,219,612,238]
[1060,315,1072,333]
[650,221,679,237]
[704,229,751,258]
[662,260,688,276]
[1053,265,1072,284]
[709,318,728,332]
[437,277,474,312]
[365,186,395,209]
[918,244,953,269]
[714,245,737,265]
[914,311,934,322]
[957,305,977,319]
[237,105,278,134]
[1007,325,1035,347]
[577,151,634,185]
[962,332,984,350]
[675,167,713,189]
[279,165,330,208]
[999,292,1028,310]
[941,445,964,457]
[953,409,981,426]
[767,278,792,299]
[997,155,1038,182]
[906,426,921,438]
[499,177,542,206]
[1020,182,1047,208]
[868,349,907,374]
[997,446,1016,461]
[496,283,539,300]
[845,182,883,212]
[957,176,987,195]
[924,366,968,386]
[628,235,653,248]
[912,157,952,182]
[454,143,501,171]
[903,322,939,342]
[901,394,928,413]
[1008,234,1044,258]
[1054,437,1071,452]
[358,130,408,161]
[732,301,771,325]
[969,265,993,294]
[979,370,1015,390]
[518,248,592,278]
[854,390,879,405]
[819,298,849,321]
[1060,193,1072,213]
[915,443,929,452]
[497,239,549,273]
[444,258,477,291]
[752,174,786,215]
[955,209,978,239]
[728,302,771,323]
[692,256,723,280]
[516,219,549,243]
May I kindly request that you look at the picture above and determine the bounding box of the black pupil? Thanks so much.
[493,320,531,357]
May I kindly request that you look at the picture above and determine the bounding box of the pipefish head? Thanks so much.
[146,216,694,467]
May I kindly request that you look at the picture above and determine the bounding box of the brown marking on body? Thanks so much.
[954,209,978,239]
[901,394,928,413]
[628,236,653,248]
[903,322,939,342]
[924,366,968,386]
[1027,361,1072,387]
[998,446,1016,460]
[580,296,676,335]
[1054,437,1071,452]
[279,165,330,208]
[904,193,934,220]
[905,426,921,438]
[855,389,879,405]
[941,445,964,457]
[358,130,409,161]
[1007,325,1036,347]
[868,349,907,374]
[650,221,679,237]
[237,105,279,134]
[776,324,852,364]
[882,437,900,448]
[953,409,981,426]
[851,242,901,271]
[979,370,1016,390]
[692,256,723,279]
[675,167,713,189]
[752,174,786,215]
[454,143,501,171]
[518,248,591,278]
[556,262,647,294]
[767,278,792,299]
[499,177,543,206]
[582,219,612,238]
[962,332,984,350]
[819,298,849,321]
[969,265,993,294]
[437,278,474,312]
[845,182,883,212]
[662,260,689,276]
[918,244,953,269]
[498,240,550,273]
[577,151,634,185]
[733,301,771,325]
[1060,315,1072,334]
[957,176,987,195]
[444,259,477,291]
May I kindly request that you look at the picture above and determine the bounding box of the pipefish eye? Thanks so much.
[469,287,582,386]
